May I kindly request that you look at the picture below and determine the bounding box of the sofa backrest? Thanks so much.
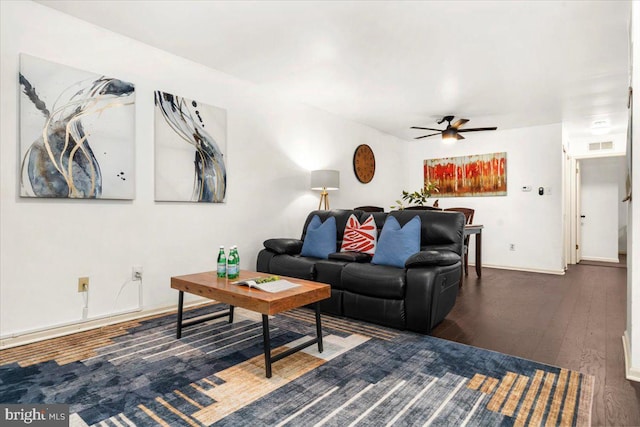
[299,209,464,256]
[388,210,465,256]
[301,209,357,251]
[358,211,387,234]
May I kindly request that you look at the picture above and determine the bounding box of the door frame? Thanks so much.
[565,152,626,265]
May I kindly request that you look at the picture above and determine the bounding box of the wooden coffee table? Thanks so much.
[171,270,330,378]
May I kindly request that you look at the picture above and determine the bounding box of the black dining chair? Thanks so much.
[444,207,475,276]
[355,206,385,212]
[404,205,442,211]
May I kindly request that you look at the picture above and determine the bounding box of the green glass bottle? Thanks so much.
[217,246,226,278]
[227,246,239,279]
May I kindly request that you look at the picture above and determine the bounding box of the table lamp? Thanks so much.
[311,170,340,210]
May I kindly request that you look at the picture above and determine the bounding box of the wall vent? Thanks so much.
[588,141,613,151]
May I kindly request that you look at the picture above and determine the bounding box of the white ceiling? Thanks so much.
[37,0,631,141]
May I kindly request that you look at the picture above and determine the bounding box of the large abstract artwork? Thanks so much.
[424,152,507,197]
[19,54,135,199]
[154,92,227,202]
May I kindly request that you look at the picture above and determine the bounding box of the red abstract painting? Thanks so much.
[424,152,507,197]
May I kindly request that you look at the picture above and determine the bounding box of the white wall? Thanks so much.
[407,124,565,274]
[579,157,622,262]
[0,1,407,337]
[568,132,627,157]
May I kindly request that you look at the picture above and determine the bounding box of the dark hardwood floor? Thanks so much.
[432,264,640,427]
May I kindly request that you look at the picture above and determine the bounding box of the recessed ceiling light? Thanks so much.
[590,119,611,135]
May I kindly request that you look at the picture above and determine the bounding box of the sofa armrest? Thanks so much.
[405,263,461,333]
[405,250,460,268]
[263,238,303,255]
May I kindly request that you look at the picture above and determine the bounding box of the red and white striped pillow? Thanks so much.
[340,214,377,255]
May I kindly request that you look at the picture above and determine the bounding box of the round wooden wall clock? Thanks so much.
[353,144,376,183]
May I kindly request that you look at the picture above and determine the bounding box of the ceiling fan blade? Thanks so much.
[456,134,465,140]
[457,127,498,132]
[414,133,441,139]
[451,119,469,129]
[411,126,443,132]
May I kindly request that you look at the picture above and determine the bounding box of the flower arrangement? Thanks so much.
[391,182,439,210]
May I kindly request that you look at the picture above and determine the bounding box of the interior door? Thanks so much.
[579,157,622,261]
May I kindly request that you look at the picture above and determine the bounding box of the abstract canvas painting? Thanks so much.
[19,54,135,199]
[154,91,227,202]
[424,152,507,197]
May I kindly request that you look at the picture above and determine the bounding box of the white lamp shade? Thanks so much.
[311,170,340,190]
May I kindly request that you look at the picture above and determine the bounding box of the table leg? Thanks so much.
[262,314,272,378]
[176,291,184,339]
[315,303,323,353]
[260,308,324,378]
[464,247,469,276]
[176,293,233,339]
[475,231,482,277]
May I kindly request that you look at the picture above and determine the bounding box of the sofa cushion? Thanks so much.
[340,214,377,255]
[301,210,356,250]
[342,263,406,299]
[269,255,317,280]
[300,215,336,259]
[316,259,349,290]
[371,215,421,268]
[405,250,460,268]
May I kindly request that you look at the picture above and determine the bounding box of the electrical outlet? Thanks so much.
[132,266,143,281]
[509,244,516,251]
[78,277,89,292]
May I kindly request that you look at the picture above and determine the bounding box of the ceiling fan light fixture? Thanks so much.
[442,128,458,143]
[411,116,497,142]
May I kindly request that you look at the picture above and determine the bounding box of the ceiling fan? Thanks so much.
[411,116,497,141]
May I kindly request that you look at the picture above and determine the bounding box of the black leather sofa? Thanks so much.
[256,209,465,334]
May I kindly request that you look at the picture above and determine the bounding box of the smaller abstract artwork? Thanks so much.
[424,152,507,197]
[154,91,227,202]
[19,54,136,199]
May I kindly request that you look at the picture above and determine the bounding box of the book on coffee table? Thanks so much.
[232,276,301,293]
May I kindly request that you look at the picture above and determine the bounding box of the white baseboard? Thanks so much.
[0,307,143,341]
[580,256,620,263]
[622,331,640,382]
[470,263,565,275]
[0,298,210,350]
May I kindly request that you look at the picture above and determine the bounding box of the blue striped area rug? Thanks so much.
[0,304,594,426]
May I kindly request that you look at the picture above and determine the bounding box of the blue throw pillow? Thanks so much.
[300,215,337,259]
[371,216,421,268]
